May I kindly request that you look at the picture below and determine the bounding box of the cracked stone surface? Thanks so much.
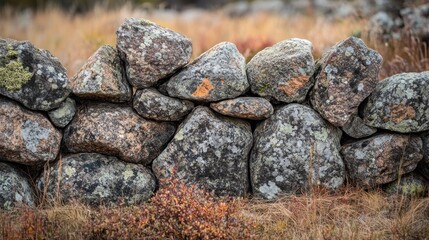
[0,162,35,209]
[210,97,274,120]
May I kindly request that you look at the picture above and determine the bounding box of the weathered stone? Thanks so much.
[37,153,156,206]
[367,11,402,42]
[0,97,62,166]
[342,114,377,139]
[64,103,175,164]
[0,162,34,209]
[401,4,429,43]
[341,134,423,188]
[116,18,192,88]
[210,97,274,120]
[166,42,249,102]
[71,45,132,103]
[364,72,429,133]
[152,106,253,196]
[247,38,315,103]
[310,36,383,127]
[384,173,428,197]
[133,88,194,121]
[250,104,345,199]
[418,133,429,179]
[0,38,70,111]
[48,97,76,128]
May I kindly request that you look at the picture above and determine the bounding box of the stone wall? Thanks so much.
[1,18,428,209]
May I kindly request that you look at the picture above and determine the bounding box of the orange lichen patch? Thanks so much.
[389,104,416,123]
[221,79,225,85]
[278,75,309,96]
[192,78,214,98]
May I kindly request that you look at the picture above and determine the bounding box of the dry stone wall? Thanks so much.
[1,18,429,209]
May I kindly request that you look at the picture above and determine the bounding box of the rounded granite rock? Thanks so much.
[0,162,35,209]
[48,97,76,128]
[210,97,274,120]
[384,172,428,197]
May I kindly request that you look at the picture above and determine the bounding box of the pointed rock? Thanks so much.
[210,97,273,120]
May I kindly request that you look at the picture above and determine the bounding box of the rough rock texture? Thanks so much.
[152,106,253,196]
[71,45,132,103]
[310,37,383,127]
[246,38,315,103]
[64,103,175,164]
[210,97,274,120]
[48,97,76,128]
[250,104,345,199]
[0,97,62,166]
[341,134,423,188]
[116,18,192,88]
[0,38,70,111]
[418,133,429,179]
[0,162,34,209]
[342,114,377,139]
[401,4,429,43]
[37,153,156,205]
[166,42,249,102]
[364,72,429,133]
[384,173,428,197]
[133,88,194,121]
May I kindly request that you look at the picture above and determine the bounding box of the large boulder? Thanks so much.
[0,162,35,209]
[152,106,253,196]
[0,97,62,166]
[37,153,156,206]
[0,38,70,111]
[246,38,315,103]
[210,97,274,120]
[166,42,249,102]
[364,71,429,133]
[48,97,76,128]
[250,104,345,199]
[310,37,383,127]
[64,103,175,164]
[116,18,192,88]
[341,134,423,188]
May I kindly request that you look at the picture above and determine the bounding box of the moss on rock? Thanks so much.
[0,60,33,91]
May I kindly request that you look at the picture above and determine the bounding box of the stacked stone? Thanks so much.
[1,18,428,209]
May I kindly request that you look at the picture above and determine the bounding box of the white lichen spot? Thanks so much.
[47,66,55,72]
[357,83,364,91]
[259,181,281,199]
[275,175,284,182]
[122,169,134,180]
[345,46,354,57]
[64,166,76,176]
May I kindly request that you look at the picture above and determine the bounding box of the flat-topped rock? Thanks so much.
[210,97,273,120]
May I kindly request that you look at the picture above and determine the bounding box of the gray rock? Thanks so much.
[210,97,274,120]
[133,88,194,121]
[48,97,76,128]
[0,38,70,111]
[71,45,132,103]
[64,103,175,164]
[37,153,156,206]
[0,97,62,166]
[250,104,345,199]
[364,72,429,133]
[152,106,253,196]
[247,38,315,103]
[418,133,429,179]
[384,172,427,197]
[310,36,383,127]
[116,18,192,88]
[0,162,35,209]
[342,114,377,139]
[367,11,402,42]
[401,4,429,42]
[341,134,423,188]
[166,42,249,102]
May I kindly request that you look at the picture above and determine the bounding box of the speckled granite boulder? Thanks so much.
[0,162,35,209]
[37,153,156,206]
[133,88,194,121]
[64,103,175,164]
[210,97,273,120]
[152,106,253,196]
[250,104,345,199]
[0,97,62,166]
[342,114,377,139]
[418,133,429,179]
[247,38,315,103]
[384,173,428,197]
[166,42,249,102]
[116,18,192,88]
[341,134,423,188]
[0,38,70,111]
[48,97,76,128]
[310,37,382,127]
[71,45,131,103]
[364,72,429,133]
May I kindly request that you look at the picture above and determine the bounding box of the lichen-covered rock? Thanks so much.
[341,134,423,188]
[37,153,156,206]
[0,97,62,166]
[342,114,377,139]
[364,72,429,133]
[133,88,194,121]
[401,4,429,43]
[418,133,429,179]
[0,162,35,209]
[0,38,70,111]
[367,11,402,42]
[310,37,383,127]
[250,104,345,199]
[246,38,315,103]
[384,173,428,197]
[48,97,76,128]
[71,45,131,103]
[210,97,273,120]
[116,18,192,88]
[166,42,249,102]
[64,103,175,164]
[152,106,253,196]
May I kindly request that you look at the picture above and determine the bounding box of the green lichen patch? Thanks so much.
[0,60,33,91]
